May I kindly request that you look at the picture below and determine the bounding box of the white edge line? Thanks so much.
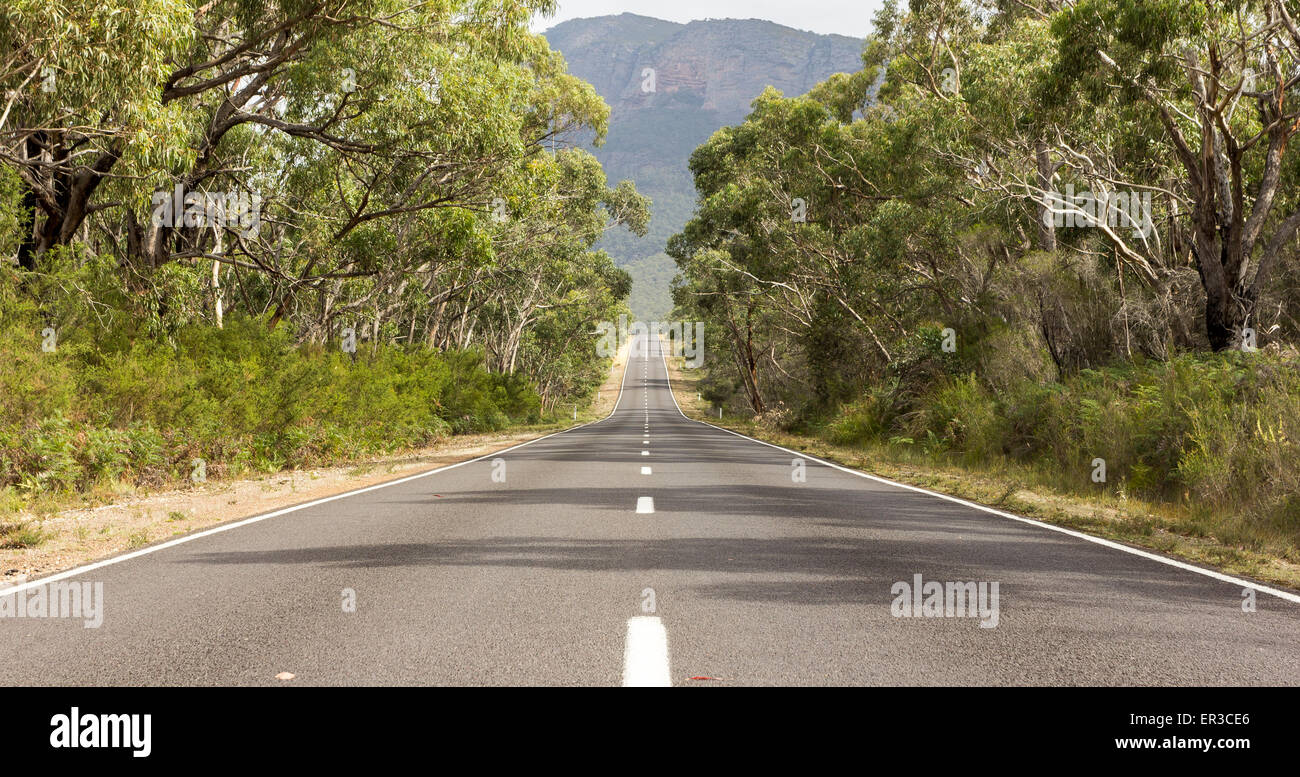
[654,335,1300,605]
[1,336,641,597]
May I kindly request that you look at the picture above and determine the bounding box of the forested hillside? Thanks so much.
[544,14,862,320]
[0,0,646,508]
[670,0,1300,556]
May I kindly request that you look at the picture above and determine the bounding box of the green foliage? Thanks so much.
[0,1,641,509]
[905,374,1007,462]
[669,0,1300,552]
[0,167,23,258]
[0,297,543,496]
[826,391,891,446]
[809,352,1300,549]
[2,0,641,416]
[623,253,676,321]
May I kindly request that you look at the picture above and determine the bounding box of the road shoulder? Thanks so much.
[661,350,1300,594]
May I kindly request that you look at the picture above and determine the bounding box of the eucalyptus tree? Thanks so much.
[2,0,649,413]
[2,2,602,293]
[0,0,193,269]
[1047,0,1300,349]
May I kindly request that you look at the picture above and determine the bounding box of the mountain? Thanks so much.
[543,14,864,320]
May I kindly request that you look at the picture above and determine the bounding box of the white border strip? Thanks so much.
[2,338,638,597]
[655,336,1300,605]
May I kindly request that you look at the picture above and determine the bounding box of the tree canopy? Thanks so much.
[1,0,647,409]
[669,0,1300,415]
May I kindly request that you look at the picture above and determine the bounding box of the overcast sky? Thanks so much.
[531,0,882,40]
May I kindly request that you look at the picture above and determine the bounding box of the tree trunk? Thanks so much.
[212,227,224,329]
[1035,140,1057,252]
[1193,229,1248,351]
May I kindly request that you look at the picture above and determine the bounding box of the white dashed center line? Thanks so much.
[623,616,672,687]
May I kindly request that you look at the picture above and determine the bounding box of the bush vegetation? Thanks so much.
[0,265,555,501]
[670,1,1300,560]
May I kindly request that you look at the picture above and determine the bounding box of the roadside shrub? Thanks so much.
[827,398,884,446]
[904,373,1006,462]
[0,303,545,497]
[811,348,1300,551]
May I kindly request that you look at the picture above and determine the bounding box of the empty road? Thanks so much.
[2,334,1298,686]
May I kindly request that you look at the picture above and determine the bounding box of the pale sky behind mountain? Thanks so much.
[532,0,882,39]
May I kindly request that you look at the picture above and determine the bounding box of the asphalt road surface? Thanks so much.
[2,334,1298,686]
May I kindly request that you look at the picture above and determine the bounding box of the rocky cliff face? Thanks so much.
[549,15,861,120]
[543,14,864,320]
